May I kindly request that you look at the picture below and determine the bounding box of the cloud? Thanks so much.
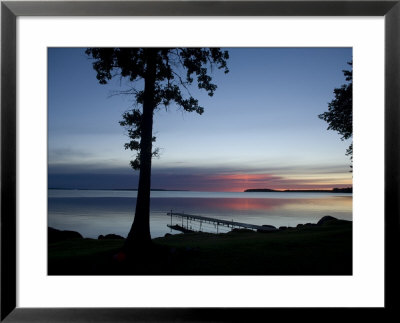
[48,173,139,189]
[48,162,352,191]
[49,148,92,162]
[48,163,132,175]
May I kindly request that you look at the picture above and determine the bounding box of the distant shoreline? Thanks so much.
[244,188,352,193]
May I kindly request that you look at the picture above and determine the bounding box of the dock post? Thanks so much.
[170,210,172,226]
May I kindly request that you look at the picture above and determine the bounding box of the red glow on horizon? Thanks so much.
[187,173,352,192]
[207,173,280,192]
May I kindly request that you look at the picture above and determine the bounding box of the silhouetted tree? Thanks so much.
[86,48,229,251]
[319,61,353,166]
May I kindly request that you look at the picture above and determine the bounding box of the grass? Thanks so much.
[48,220,352,275]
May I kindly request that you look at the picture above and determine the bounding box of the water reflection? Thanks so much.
[48,193,352,239]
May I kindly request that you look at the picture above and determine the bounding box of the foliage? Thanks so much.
[319,61,353,163]
[86,48,229,169]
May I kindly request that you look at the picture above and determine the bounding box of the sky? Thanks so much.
[48,47,353,192]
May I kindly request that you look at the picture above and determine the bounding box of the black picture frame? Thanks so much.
[1,1,399,321]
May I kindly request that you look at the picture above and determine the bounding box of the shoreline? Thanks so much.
[49,215,351,241]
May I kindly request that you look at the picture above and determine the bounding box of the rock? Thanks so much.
[317,215,338,225]
[262,224,276,229]
[257,225,277,233]
[48,227,83,243]
[279,226,287,230]
[304,223,317,227]
[98,234,125,240]
[296,224,304,228]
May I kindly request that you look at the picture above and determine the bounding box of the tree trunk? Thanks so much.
[125,49,157,251]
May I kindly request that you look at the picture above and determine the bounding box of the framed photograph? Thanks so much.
[2,0,399,321]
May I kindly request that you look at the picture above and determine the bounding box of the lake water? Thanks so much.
[48,189,352,239]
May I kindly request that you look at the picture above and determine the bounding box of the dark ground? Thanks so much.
[48,219,352,275]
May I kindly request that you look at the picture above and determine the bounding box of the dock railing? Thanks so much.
[167,211,277,234]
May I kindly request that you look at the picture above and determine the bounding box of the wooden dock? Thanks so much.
[167,211,277,233]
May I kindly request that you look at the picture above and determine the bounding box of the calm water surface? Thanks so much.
[48,189,352,239]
